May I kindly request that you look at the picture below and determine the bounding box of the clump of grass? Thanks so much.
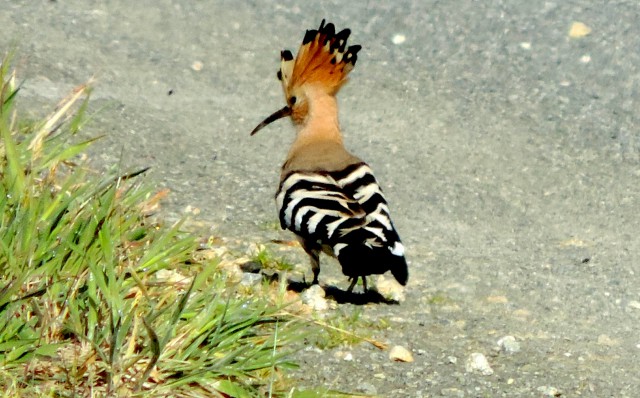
[0,53,313,397]
[305,308,390,350]
[427,292,452,305]
[257,220,281,232]
[252,245,295,273]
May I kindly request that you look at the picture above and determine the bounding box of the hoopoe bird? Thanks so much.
[251,20,408,293]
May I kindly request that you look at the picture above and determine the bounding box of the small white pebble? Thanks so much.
[465,353,493,376]
[183,205,201,215]
[301,285,329,311]
[627,300,640,310]
[597,334,619,346]
[392,34,406,45]
[155,269,191,285]
[497,335,521,354]
[580,54,591,63]
[376,275,406,302]
[537,386,560,397]
[441,387,464,397]
[519,42,531,50]
[389,345,414,362]
[569,22,591,38]
[191,60,204,71]
[240,273,262,287]
[343,352,353,361]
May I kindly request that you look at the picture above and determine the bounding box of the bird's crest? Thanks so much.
[250,19,361,136]
[278,19,361,98]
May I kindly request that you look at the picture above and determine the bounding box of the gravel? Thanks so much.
[2,1,639,396]
[497,335,521,354]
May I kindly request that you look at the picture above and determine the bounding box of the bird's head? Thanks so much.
[250,19,360,136]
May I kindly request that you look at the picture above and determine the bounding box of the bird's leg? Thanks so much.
[347,277,358,292]
[305,253,320,285]
[299,239,321,285]
[310,256,320,285]
[346,276,367,293]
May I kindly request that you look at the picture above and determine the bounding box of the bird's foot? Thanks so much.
[346,276,368,293]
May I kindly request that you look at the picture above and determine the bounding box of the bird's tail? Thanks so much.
[389,253,409,286]
[335,239,408,286]
[278,19,361,98]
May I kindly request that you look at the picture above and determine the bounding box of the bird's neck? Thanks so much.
[294,85,343,146]
[282,86,351,173]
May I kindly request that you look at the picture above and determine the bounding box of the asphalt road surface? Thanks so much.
[2,1,639,396]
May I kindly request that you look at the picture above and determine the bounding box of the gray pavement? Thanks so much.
[2,1,639,396]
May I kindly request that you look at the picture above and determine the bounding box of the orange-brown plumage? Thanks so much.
[286,20,359,97]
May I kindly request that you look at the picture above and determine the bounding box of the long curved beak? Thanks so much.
[250,105,292,136]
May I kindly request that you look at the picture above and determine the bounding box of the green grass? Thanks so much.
[256,220,281,232]
[304,308,390,351]
[251,245,295,273]
[427,292,453,305]
[0,53,341,398]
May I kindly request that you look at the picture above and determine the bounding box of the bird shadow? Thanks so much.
[286,279,399,305]
[252,270,399,306]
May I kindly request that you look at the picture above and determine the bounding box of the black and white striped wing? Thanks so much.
[333,163,407,284]
[276,172,366,242]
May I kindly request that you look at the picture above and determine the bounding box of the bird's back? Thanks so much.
[277,145,408,285]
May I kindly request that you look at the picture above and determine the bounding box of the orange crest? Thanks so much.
[278,20,361,99]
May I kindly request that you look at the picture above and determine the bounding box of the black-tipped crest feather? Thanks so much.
[278,19,361,99]
[281,50,293,61]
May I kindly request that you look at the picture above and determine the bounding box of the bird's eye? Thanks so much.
[289,96,297,105]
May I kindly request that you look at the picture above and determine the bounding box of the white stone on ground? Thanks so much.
[537,386,561,396]
[376,274,406,302]
[465,352,493,375]
[497,335,521,354]
[300,284,329,311]
[389,345,414,362]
